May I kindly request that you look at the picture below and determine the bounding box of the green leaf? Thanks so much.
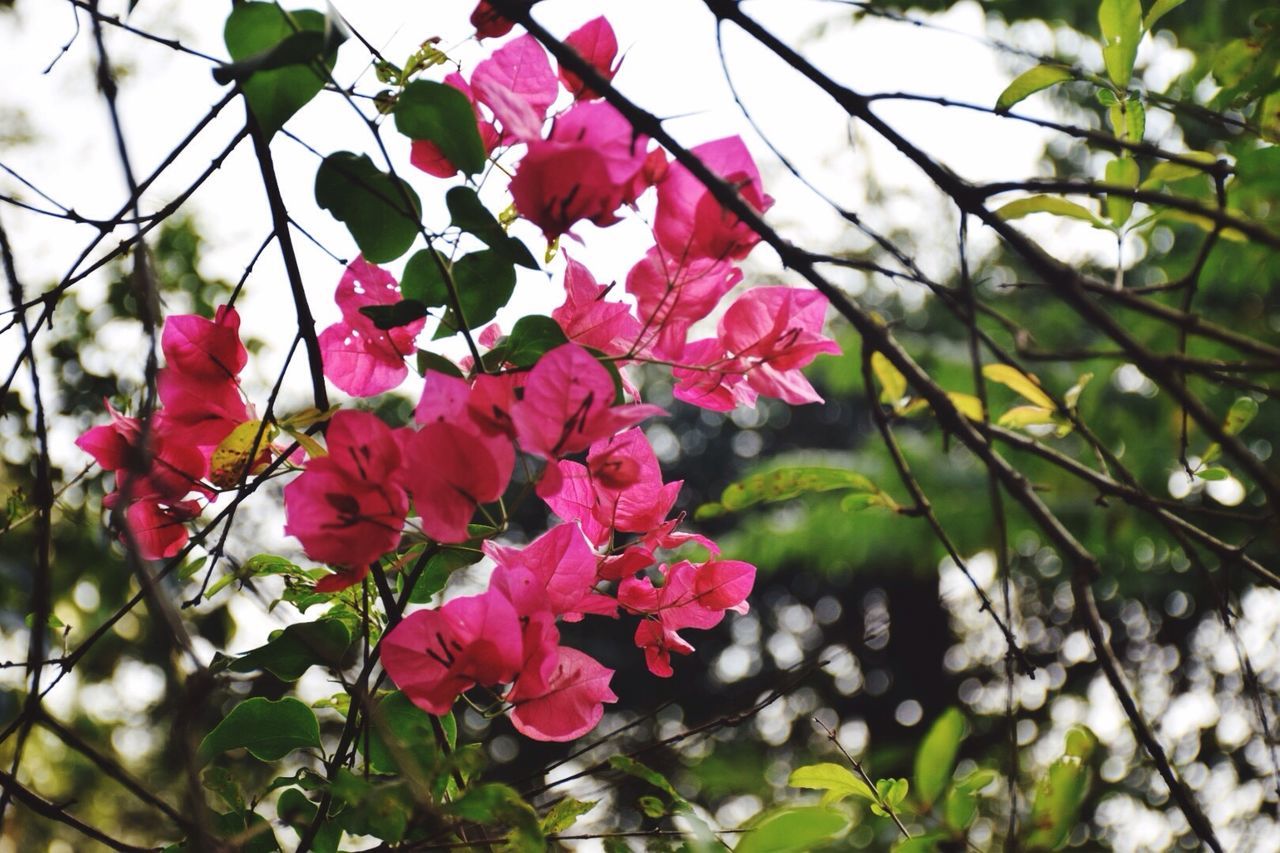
[359,300,428,330]
[450,250,517,329]
[541,797,597,834]
[202,767,245,813]
[1096,87,1119,106]
[223,4,342,137]
[500,315,569,368]
[955,768,999,794]
[1196,466,1231,481]
[315,152,421,263]
[447,783,544,850]
[736,806,851,853]
[638,794,667,818]
[276,788,339,853]
[215,617,354,681]
[447,187,538,269]
[394,80,487,176]
[1098,0,1142,88]
[893,835,947,853]
[364,691,452,775]
[330,769,413,844]
[608,756,685,803]
[408,547,482,603]
[1143,0,1186,32]
[400,249,451,308]
[788,763,876,804]
[995,65,1074,112]
[914,707,966,808]
[995,196,1106,228]
[1224,396,1259,435]
[198,697,322,765]
[943,784,978,830]
[1125,99,1146,144]
[243,554,301,576]
[416,350,464,379]
[984,364,1056,409]
[1026,726,1096,849]
[1105,156,1140,225]
[720,467,881,513]
[1140,154,1215,190]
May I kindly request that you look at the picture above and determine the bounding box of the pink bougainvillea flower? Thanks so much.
[410,72,500,178]
[670,338,757,412]
[471,34,558,142]
[402,421,509,543]
[283,411,408,569]
[625,247,742,359]
[551,253,642,356]
[585,428,681,535]
[512,343,665,460]
[405,371,516,542]
[125,498,202,561]
[654,136,774,263]
[557,17,620,101]
[161,305,247,382]
[381,585,527,715]
[509,102,657,241]
[619,560,755,676]
[470,0,514,39]
[78,403,209,504]
[539,460,610,546]
[718,286,841,405]
[155,367,250,450]
[507,646,618,741]
[319,257,424,397]
[486,522,617,620]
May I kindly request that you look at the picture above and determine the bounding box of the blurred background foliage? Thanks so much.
[2,0,1279,849]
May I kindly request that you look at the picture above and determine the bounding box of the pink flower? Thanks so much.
[557,17,620,101]
[161,305,247,382]
[670,338,757,412]
[283,411,408,571]
[619,560,755,676]
[402,421,509,543]
[471,34,558,142]
[551,253,642,356]
[381,585,527,715]
[585,428,681,535]
[718,287,842,405]
[625,247,742,358]
[405,371,516,543]
[485,522,617,620]
[155,368,249,450]
[509,102,657,241]
[512,343,665,460]
[319,257,424,397]
[654,137,774,263]
[125,499,202,561]
[508,646,617,741]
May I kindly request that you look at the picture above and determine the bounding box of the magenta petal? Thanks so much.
[508,646,617,741]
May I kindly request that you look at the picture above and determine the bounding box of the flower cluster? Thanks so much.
[76,307,258,559]
[77,11,841,742]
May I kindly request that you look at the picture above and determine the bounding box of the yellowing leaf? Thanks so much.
[210,420,277,488]
[1139,152,1216,190]
[1064,372,1094,409]
[720,467,880,512]
[983,364,1056,409]
[871,351,907,407]
[947,392,985,421]
[284,427,328,462]
[997,405,1058,428]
